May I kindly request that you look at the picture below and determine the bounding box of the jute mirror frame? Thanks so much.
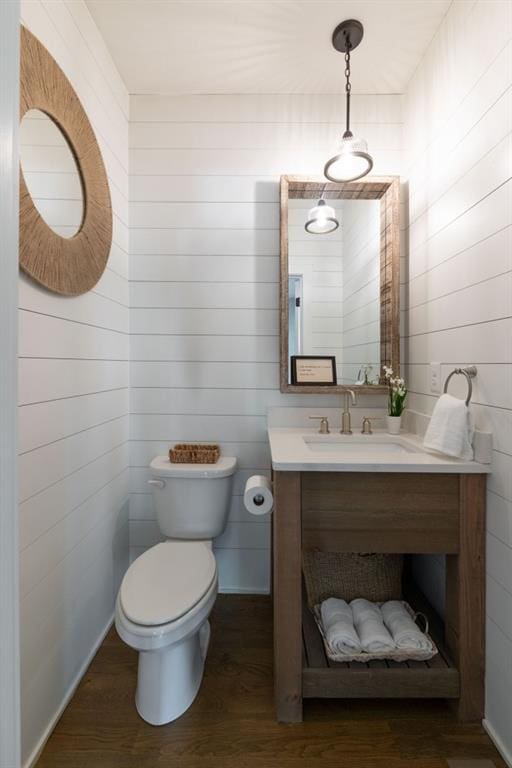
[19,26,112,296]
[280,175,401,394]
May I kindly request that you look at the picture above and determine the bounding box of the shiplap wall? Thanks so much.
[341,200,381,384]
[288,198,344,372]
[402,0,512,759]
[129,94,402,590]
[18,2,130,764]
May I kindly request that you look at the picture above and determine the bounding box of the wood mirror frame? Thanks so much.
[280,175,400,394]
[19,26,112,296]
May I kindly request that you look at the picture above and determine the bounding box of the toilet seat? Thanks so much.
[120,540,216,627]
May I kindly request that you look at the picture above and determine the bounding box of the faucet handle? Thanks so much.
[309,415,330,434]
[361,417,373,435]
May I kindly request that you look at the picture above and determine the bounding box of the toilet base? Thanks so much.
[135,620,211,726]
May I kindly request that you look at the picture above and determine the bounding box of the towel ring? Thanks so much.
[443,366,477,406]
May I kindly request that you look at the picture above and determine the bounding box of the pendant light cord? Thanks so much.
[344,45,351,135]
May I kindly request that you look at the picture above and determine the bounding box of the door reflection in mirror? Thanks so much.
[288,275,303,359]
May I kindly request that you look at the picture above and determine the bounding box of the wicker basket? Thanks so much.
[303,550,403,608]
[169,444,220,464]
[312,600,438,663]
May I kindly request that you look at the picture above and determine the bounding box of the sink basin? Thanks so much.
[303,435,419,455]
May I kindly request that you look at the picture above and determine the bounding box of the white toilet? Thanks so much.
[115,454,237,725]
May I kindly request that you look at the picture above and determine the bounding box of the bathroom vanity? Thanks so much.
[274,175,490,724]
[270,427,490,724]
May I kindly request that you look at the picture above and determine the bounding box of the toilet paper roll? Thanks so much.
[244,475,273,516]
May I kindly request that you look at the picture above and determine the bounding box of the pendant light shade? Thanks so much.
[324,20,373,183]
[305,199,339,235]
[324,131,373,182]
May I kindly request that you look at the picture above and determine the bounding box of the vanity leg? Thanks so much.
[273,471,303,723]
[446,474,486,722]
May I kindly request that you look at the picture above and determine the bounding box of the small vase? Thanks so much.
[386,415,402,435]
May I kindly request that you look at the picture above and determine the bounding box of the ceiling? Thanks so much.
[86,0,451,95]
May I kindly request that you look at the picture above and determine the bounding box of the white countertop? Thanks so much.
[268,428,491,473]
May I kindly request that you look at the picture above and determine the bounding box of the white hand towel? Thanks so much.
[423,393,474,460]
[320,598,361,655]
[381,601,433,653]
[350,598,395,653]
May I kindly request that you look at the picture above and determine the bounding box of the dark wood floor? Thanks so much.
[36,596,505,768]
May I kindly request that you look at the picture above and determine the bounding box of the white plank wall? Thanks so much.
[129,93,402,590]
[288,198,344,373]
[18,2,130,764]
[340,200,381,384]
[402,0,512,759]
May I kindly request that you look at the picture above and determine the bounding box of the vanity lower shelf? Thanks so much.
[301,587,459,700]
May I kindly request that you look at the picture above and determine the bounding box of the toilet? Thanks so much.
[115,454,237,725]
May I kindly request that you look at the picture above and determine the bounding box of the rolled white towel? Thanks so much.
[320,598,361,655]
[381,600,434,653]
[350,598,395,653]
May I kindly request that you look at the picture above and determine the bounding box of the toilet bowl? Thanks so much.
[115,455,236,724]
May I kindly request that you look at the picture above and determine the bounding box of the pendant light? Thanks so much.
[324,20,373,183]
[304,196,339,235]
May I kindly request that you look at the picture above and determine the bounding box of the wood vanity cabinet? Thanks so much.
[272,471,486,724]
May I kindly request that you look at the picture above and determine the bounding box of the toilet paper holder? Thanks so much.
[243,475,274,516]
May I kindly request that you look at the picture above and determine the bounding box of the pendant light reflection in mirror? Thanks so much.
[324,19,374,183]
[304,196,339,235]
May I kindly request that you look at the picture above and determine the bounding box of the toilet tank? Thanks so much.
[148,455,237,540]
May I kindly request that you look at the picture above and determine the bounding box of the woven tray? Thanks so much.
[303,551,403,607]
[169,444,220,464]
[313,600,438,663]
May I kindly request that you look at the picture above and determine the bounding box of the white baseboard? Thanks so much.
[24,613,115,768]
[483,718,512,768]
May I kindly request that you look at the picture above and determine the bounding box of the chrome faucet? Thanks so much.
[340,390,357,434]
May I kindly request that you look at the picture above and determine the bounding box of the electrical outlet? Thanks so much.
[430,362,442,394]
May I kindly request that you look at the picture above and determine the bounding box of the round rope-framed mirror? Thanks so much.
[19,26,112,296]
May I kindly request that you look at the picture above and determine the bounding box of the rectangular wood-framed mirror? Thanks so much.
[280,175,400,394]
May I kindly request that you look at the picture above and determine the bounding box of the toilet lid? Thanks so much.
[120,541,216,626]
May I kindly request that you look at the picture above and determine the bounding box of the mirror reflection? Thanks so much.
[288,196,381,386]
[20,109,84,238]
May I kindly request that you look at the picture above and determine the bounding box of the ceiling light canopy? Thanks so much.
[324,20,374,183]
[304,198,339,235]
